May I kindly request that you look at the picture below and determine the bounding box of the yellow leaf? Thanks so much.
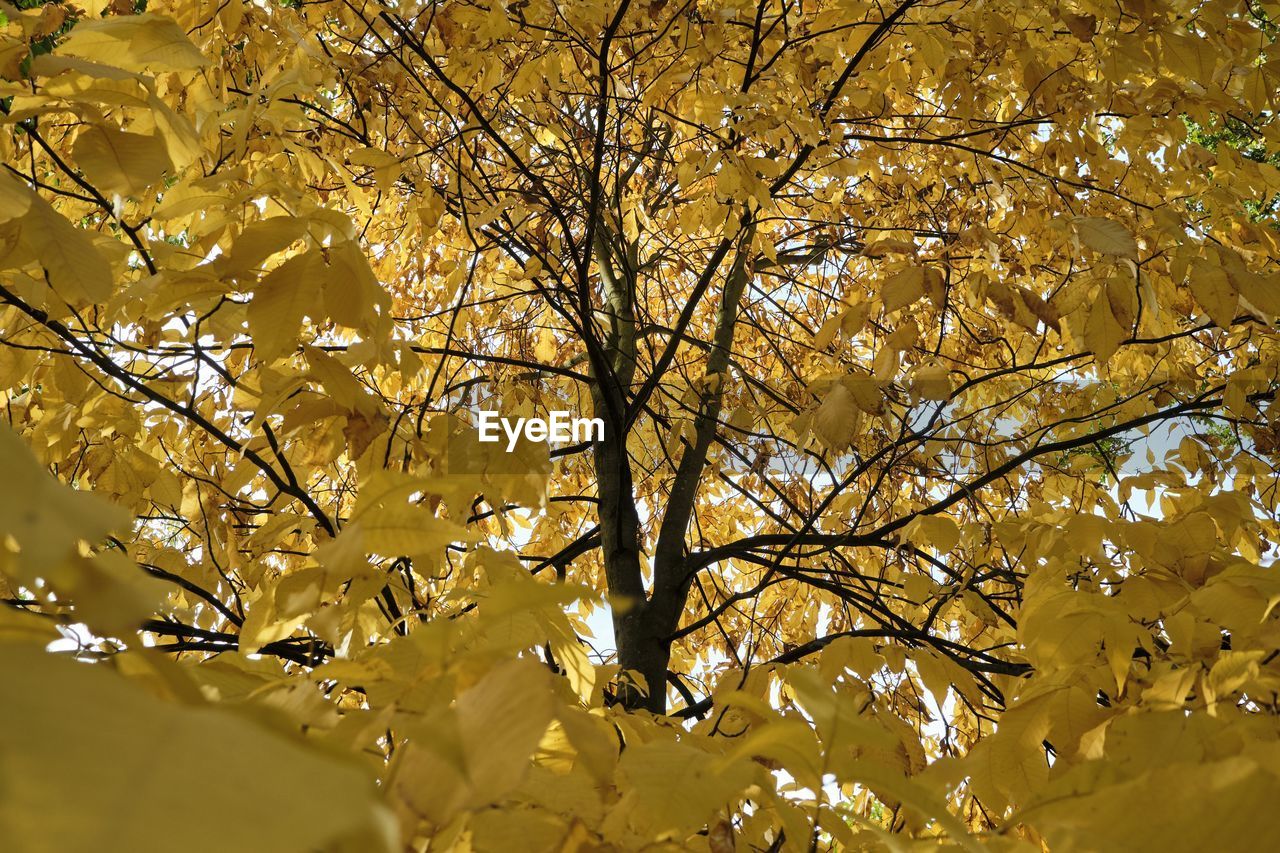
[909,514,961,552]
[0,644,395,853]
[1207,650,1264,700]
[64,549,165,639]
[885,319,918,350]
[148,94,203,171]
[1074,216,1138,258]
[784,667,899,761]
[557,708,620,784]
[722,717,824,790]
[845,759,985,853]
[73,125,172,197]
[912,362,953,401]
[58,14,209,73]
[923,264,946,305]
[821,635,883,679]
[1065,12,1097,41]
[1188,258,1238,328]
[20,194,113,304]
[1105,277,1138,330]
[304,345,376,412]
[1028,714,1280,853]
[989,280,1060,333]
[350,505,480,557]
[861,238,918,257]
[843,302,869,336]
[963,691,1052,810]
[325,239,387,330]
[0,422,128,582]
[533,327,558,363]
[393,660,555,825]
[247,251,321,360]
[814,382,859,450]
[882,266,925,312]
[470,807,568,852]
[347,147,402,191]
[620,739,756,836]
[872,345,898,381]
[1235,270,1280,319]
[0,171,32,222]
[1084,292,1127,363]
[222,217,310,273]
[812,310,843,349]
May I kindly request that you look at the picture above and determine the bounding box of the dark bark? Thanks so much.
[590,222,754,713]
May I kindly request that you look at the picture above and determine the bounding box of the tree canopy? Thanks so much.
[4,0,1280,849]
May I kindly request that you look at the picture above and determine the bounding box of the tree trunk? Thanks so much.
[592,222,754,714]
[591,419,668,711]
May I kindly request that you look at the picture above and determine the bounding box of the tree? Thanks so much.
[3,0,1280,848]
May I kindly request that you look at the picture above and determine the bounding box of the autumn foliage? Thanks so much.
[5,0,1280,849]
